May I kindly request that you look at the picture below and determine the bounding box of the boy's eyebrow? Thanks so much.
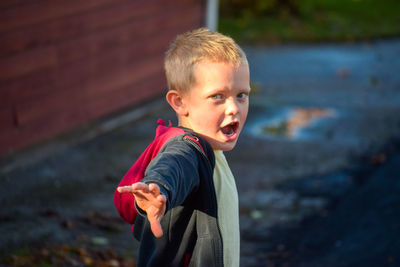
[235,86,251,92]
[204,86,226,93]
[205,86,251,95]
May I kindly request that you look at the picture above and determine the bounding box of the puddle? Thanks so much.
[248,107,337,140]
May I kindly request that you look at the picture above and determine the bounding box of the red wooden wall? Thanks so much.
[0,0,205,156]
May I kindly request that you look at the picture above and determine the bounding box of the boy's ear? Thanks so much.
[166,90,188,116]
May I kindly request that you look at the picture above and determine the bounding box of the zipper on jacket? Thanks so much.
[215,213,224,266]
[183,135,224,266]
[212,176,224,267]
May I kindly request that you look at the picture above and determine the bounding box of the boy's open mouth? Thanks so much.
[221,122,239,137]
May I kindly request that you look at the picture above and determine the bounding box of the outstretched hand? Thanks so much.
[117,182,166,238]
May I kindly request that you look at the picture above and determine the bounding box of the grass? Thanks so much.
[219,0,400,44]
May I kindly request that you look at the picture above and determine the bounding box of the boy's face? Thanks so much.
[180,61,250,151]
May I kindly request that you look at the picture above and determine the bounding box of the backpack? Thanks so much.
[113,119,207,229]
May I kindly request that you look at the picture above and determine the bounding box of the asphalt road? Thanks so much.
[1,38,400,266]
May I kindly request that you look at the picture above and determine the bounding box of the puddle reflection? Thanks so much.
[249,107,337,140]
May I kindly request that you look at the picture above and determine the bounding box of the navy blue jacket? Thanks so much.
[133,130,224,267]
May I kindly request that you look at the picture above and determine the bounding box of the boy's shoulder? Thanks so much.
[156,119,214,163]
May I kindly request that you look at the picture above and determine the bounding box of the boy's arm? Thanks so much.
[117,138,201,237]
[118,182,166,238]
[141,138,201,210]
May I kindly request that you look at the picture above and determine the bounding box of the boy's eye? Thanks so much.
[237,92,248,99]
[210,94,223,100]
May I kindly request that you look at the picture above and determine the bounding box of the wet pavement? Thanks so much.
[1,38,400,266]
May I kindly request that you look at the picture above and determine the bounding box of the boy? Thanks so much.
[114,28,250,266]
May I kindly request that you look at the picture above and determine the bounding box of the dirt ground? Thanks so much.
[1,38,400,266]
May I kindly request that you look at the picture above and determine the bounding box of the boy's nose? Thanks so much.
[225,99,239,116]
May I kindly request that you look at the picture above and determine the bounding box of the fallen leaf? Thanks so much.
[91,236,109,246]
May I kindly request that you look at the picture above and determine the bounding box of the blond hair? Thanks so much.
[164,28,247,94]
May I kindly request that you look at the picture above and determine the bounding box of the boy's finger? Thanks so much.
[157,194,166,205]
[149,219,164,238]
[149,183,160,196]
[132,182,150,193]
[117,185,136,193]
[117,182,149,194]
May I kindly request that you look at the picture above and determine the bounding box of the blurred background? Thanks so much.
[220,0,400,43]
[1,0,400,266]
